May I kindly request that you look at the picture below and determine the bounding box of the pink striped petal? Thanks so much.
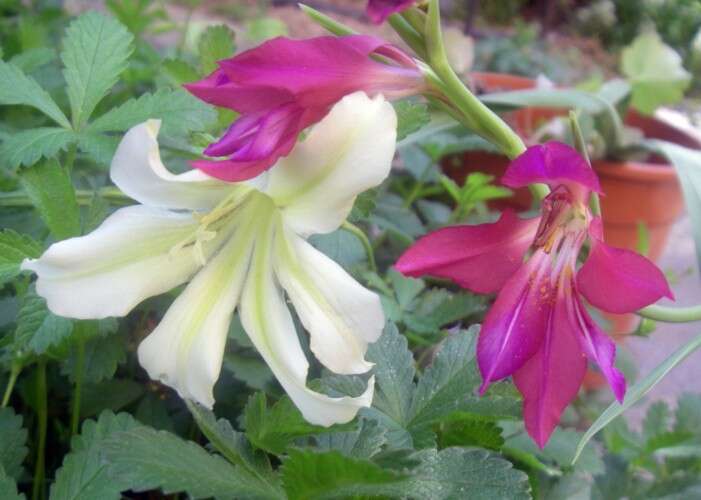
[513,293,587,448]
[477,250,553,392]
[502,142,602,196]
[577,218,673,314]
[395,210,538,293]
[366,0,416,24]
[570,293,626,402]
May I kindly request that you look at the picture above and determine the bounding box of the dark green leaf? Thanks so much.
[20,159,81,239]
[61,12,134,127]
[79,379,144,419]
[103,426,282,499]
[62,332,126,383]
[0,467,23,500]
[314,418,387,459]
[0,230,42,286]
[0,408,28,480]
[0,128,75,169]
[439,419,504,451]
[14,290,74,356]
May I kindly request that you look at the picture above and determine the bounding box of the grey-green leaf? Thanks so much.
[0,128,75,169]
[61,12,134,128]
[103,426,283,499]
[0,60,70,128]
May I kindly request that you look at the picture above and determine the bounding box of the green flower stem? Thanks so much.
[70,336,85,436]
[387,14,427,60]
[32,360,47,500]
[341,221,377,273]
[569,111,601,216]
[400,8,428,35]
[637,304,701,323]
[424,0,548,202]
[0,186,131,207]
[1,362,21,407]
[299,4,356,36]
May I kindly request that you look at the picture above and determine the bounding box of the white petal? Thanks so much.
[22,205,225,319]
[265,92,397,235]
[274,229,383,375]
[240,224,374,426]
[138,223,256,408]
[111,120,232,210]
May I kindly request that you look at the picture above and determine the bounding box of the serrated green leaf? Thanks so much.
[0,60,70,128]
[75,132,120,167]
[14,290,74,356]
[643,401,671,442]
[198,25,235,74]
[87,88,216,136]
[19,159,81,239]
[407,447,531,500]
[621,31,691,114]
[281,449,407,500]
[61,12,134,127]
[674,393,701,435]
[403,289,486,334]
[0,467,23,500]
[50,411,141,500]
[103,426,283,499]
[0,229,41,286]
[438,419,504,451]
[0,408,28,480]
[186,401,276,483]
[244,392,350,455]
[309,229,366,268]
[161,58,199,85]
[314,418,387,459]
[371,193,426,242]
[62,332,126,383]
[0,127,75,169]
[394,100,431,141]
[9,47,55,73]
[348,189,377,223]
[79,379,144,418]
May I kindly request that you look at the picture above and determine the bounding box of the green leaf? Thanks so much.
[88,88,216,137]
[573,332,701,464]
[0,60,70,128]
[9,47,56,73]
[61,12,134,128]
[245,18,288,43]
[103,426,283,499]
[186,401,275,482]
[0,127,75,169]
[14,290,74,356]
[621,31,691,115]
[394,101,431,141]
[0,230,41,286]
[198,25,235,74]
[642,401,670,442]
[313,418,387,459]
[79,379,144,418]
[0,408,28,480]
[62,332,126,383]
[161,58,199,85]
[438,419,504,451]
[76,133,120,167]
[403,289,486,334]
[309,229,366,269]
[371,193,426,242]
[646,141,701,272]
[407,447,531,500]
[244,392,349,455]
[674,393,701,435]
[281,449,407,500]
[19,159,81,239]
[0,467,23,500]
[50,411,141,500]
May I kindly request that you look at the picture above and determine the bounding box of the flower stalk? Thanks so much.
[637,304,701,323]
[342,221,378,273]
[32,360,47,500]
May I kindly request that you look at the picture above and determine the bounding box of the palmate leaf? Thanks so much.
[87,88,216,137]
[50,411,141,500]
[0,408,28,480]
[0,60,70,128]
[19,159,81,240]
[61,11,134,128]
[0,229,41,287]
[0,127,75,169]
[102,426,284,499]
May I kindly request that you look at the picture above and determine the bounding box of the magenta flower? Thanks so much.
[396,142,673,447]
[366,0,416,24]
[185,35,424,182]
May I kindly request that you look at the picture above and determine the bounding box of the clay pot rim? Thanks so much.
[593,159,678,183]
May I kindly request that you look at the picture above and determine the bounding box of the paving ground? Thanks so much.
[622,216,701,425]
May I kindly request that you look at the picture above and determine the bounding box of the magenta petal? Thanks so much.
[570,295,626,402]
[502,142,602,195]
[477,250,554,392]
[366,0,417,24]
[395,210,538,293]
[577,219,674,314]
[513,295,587,448]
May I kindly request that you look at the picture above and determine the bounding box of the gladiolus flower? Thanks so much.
[185,35,424,182]
[366,0,416,24]
[23,92,396,426]
[395,141,673,447]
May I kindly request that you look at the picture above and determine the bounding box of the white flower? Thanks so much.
[22,91,397,426]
